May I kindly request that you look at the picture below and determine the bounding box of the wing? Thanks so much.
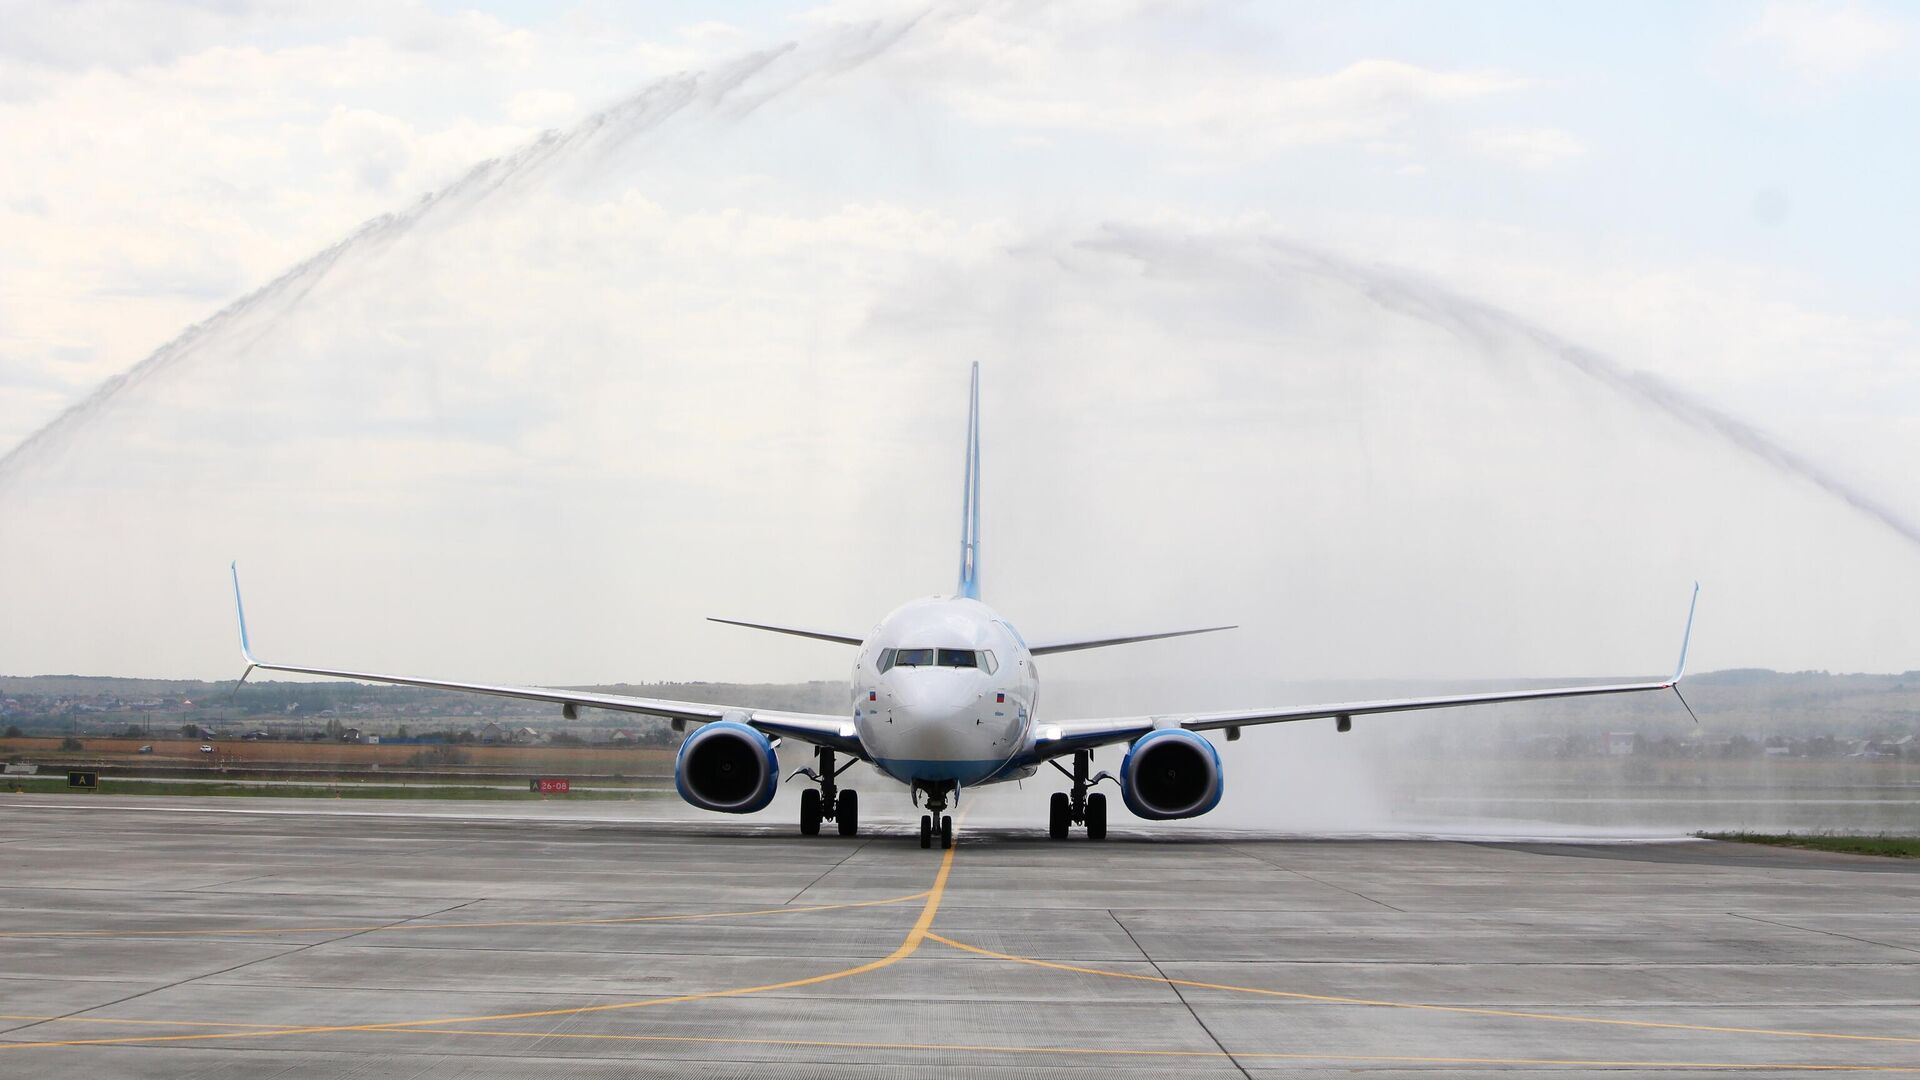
[1029,585,1699,760]
[231,565,863,757]
[1028,625,1236,656]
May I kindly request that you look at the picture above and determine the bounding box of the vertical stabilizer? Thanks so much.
[957,363,982,600]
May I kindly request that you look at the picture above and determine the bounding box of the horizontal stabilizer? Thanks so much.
[707,617,864,647]
[1028,625,1236,656]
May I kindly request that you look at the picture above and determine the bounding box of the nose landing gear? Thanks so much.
[1047,750,1112,840]
[791,747,859,837]
[914,782,955,850]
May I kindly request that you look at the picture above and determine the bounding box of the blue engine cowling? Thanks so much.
[1119,728,1223,820]
[674,720,779,814]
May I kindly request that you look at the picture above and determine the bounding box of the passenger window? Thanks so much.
[936,649,977,668]
[877,648,896,673]
[979,650,997,674]
[894,648,934,667]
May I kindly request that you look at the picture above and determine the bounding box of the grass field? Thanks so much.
[1698,832,1920,858]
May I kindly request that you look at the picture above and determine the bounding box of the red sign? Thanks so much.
[531,778,570,793]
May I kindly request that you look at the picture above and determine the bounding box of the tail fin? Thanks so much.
[957,362,981,600]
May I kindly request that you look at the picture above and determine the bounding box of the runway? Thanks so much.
[2,797,1916,1077]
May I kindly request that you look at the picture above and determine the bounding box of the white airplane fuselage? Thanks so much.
[852,596,1038,789]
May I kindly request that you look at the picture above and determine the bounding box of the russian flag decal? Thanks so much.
[995,692,1005,703]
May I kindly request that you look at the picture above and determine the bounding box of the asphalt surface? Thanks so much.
[2,796,1917,1078]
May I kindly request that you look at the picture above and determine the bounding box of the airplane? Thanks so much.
[229,363,1699,849]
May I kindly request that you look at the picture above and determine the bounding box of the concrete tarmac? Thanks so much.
[1,796,1916,1078]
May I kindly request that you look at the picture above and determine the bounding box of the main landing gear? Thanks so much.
[793,747,858,837]
[914,782,956,850]
[1048,750,1110,840]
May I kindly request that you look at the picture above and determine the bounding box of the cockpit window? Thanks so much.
[880,647,993,672]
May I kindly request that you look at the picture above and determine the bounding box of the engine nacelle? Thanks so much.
[1119,728,1223,820]
[674,720,778,814]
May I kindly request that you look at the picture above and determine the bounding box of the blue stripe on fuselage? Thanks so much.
[873,756,1004,787]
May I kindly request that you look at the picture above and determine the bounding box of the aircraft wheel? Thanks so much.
[919,814,933,849]
[1048,792,1070,839]
[1086,792,1107,840]
[836,790,859,837]
[940,814,954,849]
[799,788,822,836]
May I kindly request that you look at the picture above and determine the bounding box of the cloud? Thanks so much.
[319,106,417,190]
[0,1,554,78]
[789,5,1556,178]
[506,87,578,126]
[1469,127,1586,170]
[916,10,1536,154]
[679,21,746,44]
[0,0,278,71]
[1740,1,1910,78]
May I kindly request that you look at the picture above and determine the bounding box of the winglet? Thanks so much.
[1668,582,1700,723]
[230,561,260,667]
[1669,581,1699,686]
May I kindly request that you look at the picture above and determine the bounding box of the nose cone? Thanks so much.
[891,670,978,715]
[868,669,1000,783]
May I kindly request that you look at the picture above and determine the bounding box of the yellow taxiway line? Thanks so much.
[0,890,930,941]
[5,1017,1914,1072]
[927,932,1920,1048]
[351,1027,1920,1072]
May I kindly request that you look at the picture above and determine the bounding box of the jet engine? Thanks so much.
[1119,728,1222,820]
[674,720,778,814]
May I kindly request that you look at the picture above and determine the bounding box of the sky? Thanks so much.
[0,0,1916,691]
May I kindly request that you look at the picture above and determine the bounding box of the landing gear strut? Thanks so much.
[915,782,955,850]
[791,747,858,837]
[1048,750,1110,840]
